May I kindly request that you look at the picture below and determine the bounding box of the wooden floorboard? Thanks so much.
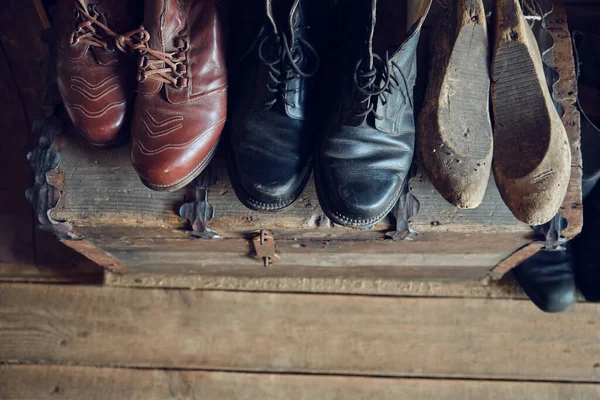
[1,365,599,400]
[1,283,599,382]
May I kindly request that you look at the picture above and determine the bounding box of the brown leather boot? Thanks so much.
[56,0,140,146]
[125,0,227,192]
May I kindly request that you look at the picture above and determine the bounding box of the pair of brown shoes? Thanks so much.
[417,0,571,225]
[56,0,227,191]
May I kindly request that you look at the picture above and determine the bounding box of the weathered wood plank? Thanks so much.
[1,365,599,400]
[105,269,533,298]
[0,261,101,284]
[85,232,529,279]
[547,3,584,240]
[1,284,599,382]
[52,133,533,236]
[408,171,529,233]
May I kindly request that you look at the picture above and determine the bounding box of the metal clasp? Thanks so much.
[253,230,280,267]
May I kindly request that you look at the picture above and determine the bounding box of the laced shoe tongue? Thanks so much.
[75,0,117,64]
[143,0,184,54]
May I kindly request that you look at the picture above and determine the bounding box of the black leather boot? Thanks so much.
[572,31,600,301]
[228,0,323,212]
[315,0,431,228]
[573,31,600,199]
[574,184,600,301]
[513,248,576,313]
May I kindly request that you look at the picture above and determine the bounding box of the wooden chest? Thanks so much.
[26,1,582,293]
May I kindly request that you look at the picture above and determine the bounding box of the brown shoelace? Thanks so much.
[69,0,117,51]
[69,0,188,89]
[116,28,189,89]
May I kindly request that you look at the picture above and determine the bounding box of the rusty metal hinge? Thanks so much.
[253,230,280,267]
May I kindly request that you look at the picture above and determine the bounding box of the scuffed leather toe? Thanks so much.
[318,169,402,227]
[317,125,412,227]
[229,109,313,212]
[513,249,576,313]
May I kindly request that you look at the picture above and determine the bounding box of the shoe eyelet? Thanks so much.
[175,38,189,51]
[175,76,188,89]
[138,55,148,68]
[174,63,187,76]
[137,71,147,82]
[173,52,186,61]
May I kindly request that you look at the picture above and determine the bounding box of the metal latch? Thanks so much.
[253,230,280,267]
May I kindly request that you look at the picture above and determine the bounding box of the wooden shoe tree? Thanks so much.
[491,0,571,225]
[417,0,493,209]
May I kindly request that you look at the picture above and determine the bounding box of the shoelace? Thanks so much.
[69,1,117,51]
[68,0,189,89]
[352,52,412,120]
[115,27,189,88]
[245,25,319,110]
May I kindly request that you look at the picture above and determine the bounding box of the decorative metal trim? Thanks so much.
[178,164,221,239]
[25,20,80,240]
[25,117,79,239]
[386,167,420,240]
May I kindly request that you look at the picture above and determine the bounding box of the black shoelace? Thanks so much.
[244,25,319,110]
[352,52,412,120]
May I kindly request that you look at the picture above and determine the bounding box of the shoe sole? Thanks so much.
[417,0,493,209]
[139,139,220,193]
[491,0,571,225]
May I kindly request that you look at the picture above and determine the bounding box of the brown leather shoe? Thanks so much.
[126,0,227,192]
[56,0,139,146]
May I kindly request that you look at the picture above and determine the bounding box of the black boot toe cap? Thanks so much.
[513,249,576,313]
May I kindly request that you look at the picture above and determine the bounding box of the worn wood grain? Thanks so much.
[547,3,584,240]
[0,261,101,284]
[1,365,599,400]
[1,283,599,381]
[51,132,537,236]
[105,269,534,299]
[409,171,529,233]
